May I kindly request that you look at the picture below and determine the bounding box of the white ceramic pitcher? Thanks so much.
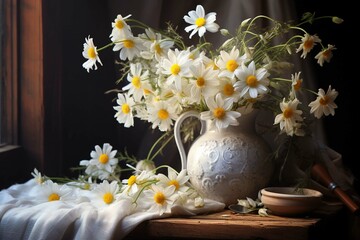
[174,110,274,205]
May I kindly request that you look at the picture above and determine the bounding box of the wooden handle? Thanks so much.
[311,163,359,215]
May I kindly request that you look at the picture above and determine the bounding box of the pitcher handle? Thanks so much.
[174,110,204,170]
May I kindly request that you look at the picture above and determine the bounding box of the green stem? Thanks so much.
[303,88,319,95]
[153,164,179,174]
[97,42,115,51]
[132,179,159,204]
[146,132,171,161]
[279,137,293,182]
[271,78,292,82]
[148,134,174,162]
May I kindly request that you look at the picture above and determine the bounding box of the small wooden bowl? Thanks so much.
[260,187,323,216]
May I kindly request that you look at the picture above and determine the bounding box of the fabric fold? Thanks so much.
[0,180,225,240]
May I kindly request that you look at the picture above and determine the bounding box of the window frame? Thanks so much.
[1,0,63,183]
[1,0,18,146]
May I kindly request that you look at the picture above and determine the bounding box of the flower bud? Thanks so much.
[258,208,269,216]
[332,16,344,24]
[194,197,205,208]
[135,160,156,172]
[286,45,292,54]
[241,18,251,27]
[220,28,230,36]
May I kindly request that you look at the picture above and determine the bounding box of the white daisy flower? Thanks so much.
[274,98,303,136]
[157,168,190,194]
[31,168,45,185]
[216,46,246,79]
[308,86,338,119]
[143,184,176,215]
[92,180,120,206]
[147,101,178,131]
[38,180,73,203]
[189,64,219,103]
[151,40,175,61]
[201,54,220,70]
[110,14,132,42]
[78,175,96,191]
[82,36,103,72]
[122,170,156,196]
[183,5,219,39]
[187,48,207,66]
[79,143,118,180]
[218,77,241,101]
[234,61,270,99]
[160,49,192,90]
[200,94,241,129]
[315,44,336,67]
[122,63,150,102]
[140,28,175,60]
[113,93,135,127]
[296,33,321,59]
[291,72,303,92]
[113,36,144,61]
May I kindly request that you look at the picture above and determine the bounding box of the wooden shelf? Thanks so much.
[125,203,347,240]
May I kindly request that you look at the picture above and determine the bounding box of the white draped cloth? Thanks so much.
[0,179,225,240]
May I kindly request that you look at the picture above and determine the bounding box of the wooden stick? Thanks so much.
[311,163,359,215]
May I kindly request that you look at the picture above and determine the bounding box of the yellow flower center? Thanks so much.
[207,61,219,70]
[36,178,44,184]
[83,183,91,190]
[170,64,181,75]
[223,83,234,96]
[164,91,174,99]
[293,80,302,91]
[226,60,238,72]
[246,75,258,88]
[213,107,226,119]
[48,193,60,202]
[154,96,161,102]
[99,154,109,164]
[155,44,162,54]
[158,109,169,120]
[103,192,114,204]
[87,47,96,59]
[196,77,205,87]
[212,63,219,70]
[322,50,331,58]
[115,20,124,29]
[128,175,137,186]
[283,108,293,119]
[195,17,206,27]
[168,180,180,190]
[320,96,329,105]
[303,39,314,50]
[122,104,130,114]
[123,40,134,48]
[143,88,152,95]
[154,192,166,205]
[132,76,141,89]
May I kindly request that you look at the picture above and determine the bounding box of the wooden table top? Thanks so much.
[125,202,345,240]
